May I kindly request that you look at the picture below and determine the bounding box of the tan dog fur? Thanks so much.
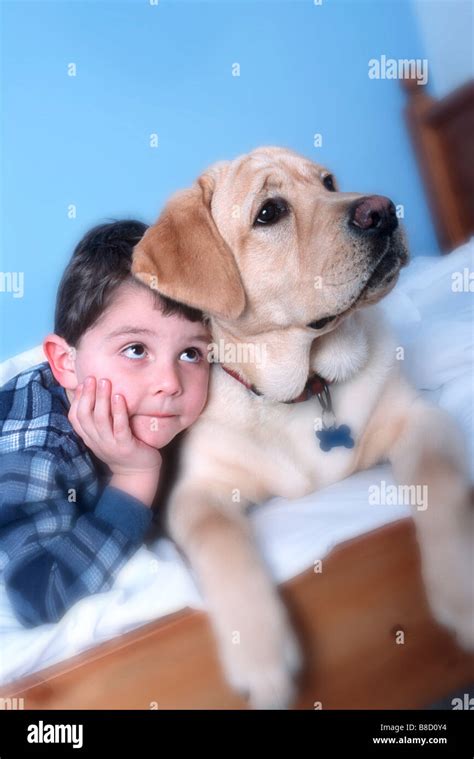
[132,147,473,709]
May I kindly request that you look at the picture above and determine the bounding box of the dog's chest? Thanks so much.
[255,392,366,496]
[187,356,388,503]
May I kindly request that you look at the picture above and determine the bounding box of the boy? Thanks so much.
[0,220,210,627]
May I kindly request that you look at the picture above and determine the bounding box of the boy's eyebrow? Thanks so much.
[105,326,156,340]
[185,334,212,344]
[105,326,210,343]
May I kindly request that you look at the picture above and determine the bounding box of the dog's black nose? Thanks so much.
[349,195,398,235]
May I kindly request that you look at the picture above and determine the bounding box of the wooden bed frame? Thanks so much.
[402,77,474,252]
[1,79,473,711]
[1,519,474,710]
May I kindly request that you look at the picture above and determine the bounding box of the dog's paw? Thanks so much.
[454,610,474,651]
[420,494,474,651]
[424,569,474,652]
[215,602,302,709]
[425,587,474,652]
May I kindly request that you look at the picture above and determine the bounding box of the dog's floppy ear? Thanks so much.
[131,173,246,320]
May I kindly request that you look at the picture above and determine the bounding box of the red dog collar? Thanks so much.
[221,365,329,405]
[221,365,355,451]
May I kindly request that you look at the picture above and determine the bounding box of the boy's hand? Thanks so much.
[68,376,162,478]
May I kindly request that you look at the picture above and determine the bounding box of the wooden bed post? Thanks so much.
[402,77,474,252]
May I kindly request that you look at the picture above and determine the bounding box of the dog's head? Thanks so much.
[132,146,408,399]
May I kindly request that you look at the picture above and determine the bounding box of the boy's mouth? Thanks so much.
[134,412,177,419]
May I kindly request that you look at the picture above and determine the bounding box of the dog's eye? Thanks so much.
[323,175,336,192]
[254,198,289,226]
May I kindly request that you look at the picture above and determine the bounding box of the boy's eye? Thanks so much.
[122,343,148,360]
[180,347,203,363]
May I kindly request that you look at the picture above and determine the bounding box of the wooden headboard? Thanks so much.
[402,77,474,253]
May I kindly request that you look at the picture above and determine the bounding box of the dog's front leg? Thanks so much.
[166,483,302,709]
[385,398,474,650]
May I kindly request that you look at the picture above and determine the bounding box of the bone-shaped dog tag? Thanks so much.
[315,424,355,452]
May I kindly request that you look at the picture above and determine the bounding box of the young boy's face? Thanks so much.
[66,282,211,449]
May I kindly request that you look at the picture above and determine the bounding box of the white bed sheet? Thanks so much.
[0,240,472,687]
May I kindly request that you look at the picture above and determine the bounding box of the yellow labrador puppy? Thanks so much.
[132,147,473,709]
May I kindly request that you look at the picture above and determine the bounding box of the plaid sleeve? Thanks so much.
[0,449,153,627]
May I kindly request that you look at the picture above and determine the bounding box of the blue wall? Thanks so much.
[1,0,439,361]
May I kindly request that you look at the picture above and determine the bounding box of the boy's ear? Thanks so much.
[131,173,246,320]
[43,334,78,390]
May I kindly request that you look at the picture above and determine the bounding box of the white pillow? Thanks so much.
[0,345,45,386]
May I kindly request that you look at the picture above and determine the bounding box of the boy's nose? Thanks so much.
[152,364,182,396]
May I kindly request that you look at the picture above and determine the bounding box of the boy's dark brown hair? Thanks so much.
[55,219,203,346]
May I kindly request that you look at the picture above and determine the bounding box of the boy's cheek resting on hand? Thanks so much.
[68,376,163,508]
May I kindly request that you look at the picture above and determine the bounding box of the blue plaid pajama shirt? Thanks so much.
[0,362,153,627]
